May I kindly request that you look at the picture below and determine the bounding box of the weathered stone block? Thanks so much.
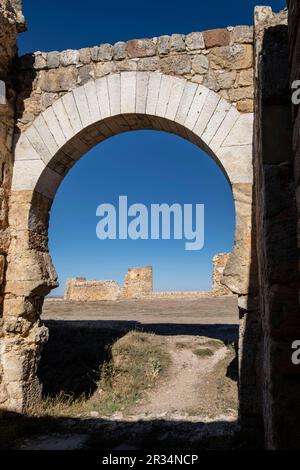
[238,68,254,86]
[232,26,254,44]
[236,99,254,113]
[116,59,137,72]
[78,64,94,84]
[113,41,127,60]
[60,49,80,66]
[216,70,237,89]
[38,67,78,92]
[185,32,205,50]
[33,53,47,70]
[127,38,156,58]
[202,72,220,92]
[203,28,231,48]
[137,56,160,71]
[90,44,113,62]
[210,44,253,70]
[192,54,209,74]
[157,35,170,55]
[160,55,191,75]
[46,51,60,69]
[170,34,185,52]
[94,61,117,78]
[79,48,91,64]
[228,86,254,101]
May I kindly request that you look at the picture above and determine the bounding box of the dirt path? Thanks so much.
[131,335,237,421]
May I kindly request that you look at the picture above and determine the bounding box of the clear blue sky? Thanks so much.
[19,0,286,296]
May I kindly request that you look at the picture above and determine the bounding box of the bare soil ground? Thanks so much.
[42,296,238,326]
[2,296,242,450]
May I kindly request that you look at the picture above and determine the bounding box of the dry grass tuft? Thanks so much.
[29,331,170,418]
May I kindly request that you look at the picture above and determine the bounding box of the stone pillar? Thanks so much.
[223,182,263,444]
[0,1,27,411]
[0,190,58,411]
[254,6,300,449]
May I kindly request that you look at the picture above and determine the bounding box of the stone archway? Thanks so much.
[1,71,254,413]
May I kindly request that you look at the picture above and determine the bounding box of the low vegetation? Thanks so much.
[29,331,170,418]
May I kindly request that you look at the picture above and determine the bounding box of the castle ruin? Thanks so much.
[64,257,231,301]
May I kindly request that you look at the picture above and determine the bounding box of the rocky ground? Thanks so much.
[2,296,243,450]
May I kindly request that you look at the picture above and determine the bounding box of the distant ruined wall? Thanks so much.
[64,278,120,301]
[254,5,300,449]
[64,257,232,301]
[65,267,153,301]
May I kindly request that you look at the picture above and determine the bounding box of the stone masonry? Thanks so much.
[122,266,153,299]
[64,278,120,301]
[212,253,231,295]
[64,267,153,301]
[1,0,300,450]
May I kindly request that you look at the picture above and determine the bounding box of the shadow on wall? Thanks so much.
[251,11,300,449]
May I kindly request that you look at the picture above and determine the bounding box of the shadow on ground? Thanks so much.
[0,410,257,450]
[38,320,239,398]
[0,321,248,450]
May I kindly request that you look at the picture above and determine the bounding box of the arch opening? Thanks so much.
[38,128,238,419]
[3,72,254,414]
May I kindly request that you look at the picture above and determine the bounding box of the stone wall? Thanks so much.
[14,25,254,136]
[64,278,120,301]
[64,257,233,302]
[254,4,300,449]
[0,0,19,308]
[288,0,300,336]
[65,267,153,301]
[0,0,28,410]
[0,0,23,316]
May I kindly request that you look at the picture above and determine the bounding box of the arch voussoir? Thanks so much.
[13,71,253,198]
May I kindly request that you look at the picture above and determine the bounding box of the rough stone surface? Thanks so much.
[192,55,209,74]
[113,41,127,60]
[185,32,205,50]
[0,1,20,413]
[212,253,231,295]
[203,29,231,48]
[64,278,120,301]
[254,4,300,450]
[122,266,153,299]
[232,26,254,44]
[209,45,253,70]
[127,39,156,58]
[170,34,185,52]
